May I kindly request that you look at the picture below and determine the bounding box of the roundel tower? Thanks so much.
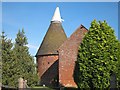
[36,7,67,87]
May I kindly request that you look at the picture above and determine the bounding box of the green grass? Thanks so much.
[32,86,54,90]
[32,86,78,90]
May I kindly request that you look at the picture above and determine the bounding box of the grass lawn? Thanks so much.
[32,86,78,90]
[32,86,54,90]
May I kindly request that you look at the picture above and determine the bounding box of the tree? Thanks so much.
[12,29,39,87]
[116,42,120,88]
[1,31,14,86]
[2,29,39,87]
[74,20,120,89]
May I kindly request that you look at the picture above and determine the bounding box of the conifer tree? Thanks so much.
[2,30,38,87]
[74,20,120,89]
[1,31,14,86]
[12,29,38,87]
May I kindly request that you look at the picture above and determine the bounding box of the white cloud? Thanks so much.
[26,44,38,49]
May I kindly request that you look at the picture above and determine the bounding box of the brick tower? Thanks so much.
[36,7,67,87]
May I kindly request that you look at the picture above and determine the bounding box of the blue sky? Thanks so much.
[2,2,118,57]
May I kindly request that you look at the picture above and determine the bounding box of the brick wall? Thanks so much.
[37,55,59,87]
[58,25,88,87]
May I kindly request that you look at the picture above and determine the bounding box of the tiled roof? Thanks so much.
[36,22,67,56]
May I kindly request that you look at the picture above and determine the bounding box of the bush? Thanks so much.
[74,20,120,89]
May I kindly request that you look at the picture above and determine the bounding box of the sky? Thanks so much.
[2,2,119,57]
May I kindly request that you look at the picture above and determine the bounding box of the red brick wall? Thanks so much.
[58,25,88,87]
[37,55,59,87]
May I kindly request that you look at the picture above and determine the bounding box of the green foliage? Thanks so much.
[2,29,39,87]
[74,20,120,89]
[116,42,120,88]
[15,29,28,46]
[2,31,14,86]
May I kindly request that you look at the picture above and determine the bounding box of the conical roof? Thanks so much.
[36,22,67,56]
[36,7,67,56]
